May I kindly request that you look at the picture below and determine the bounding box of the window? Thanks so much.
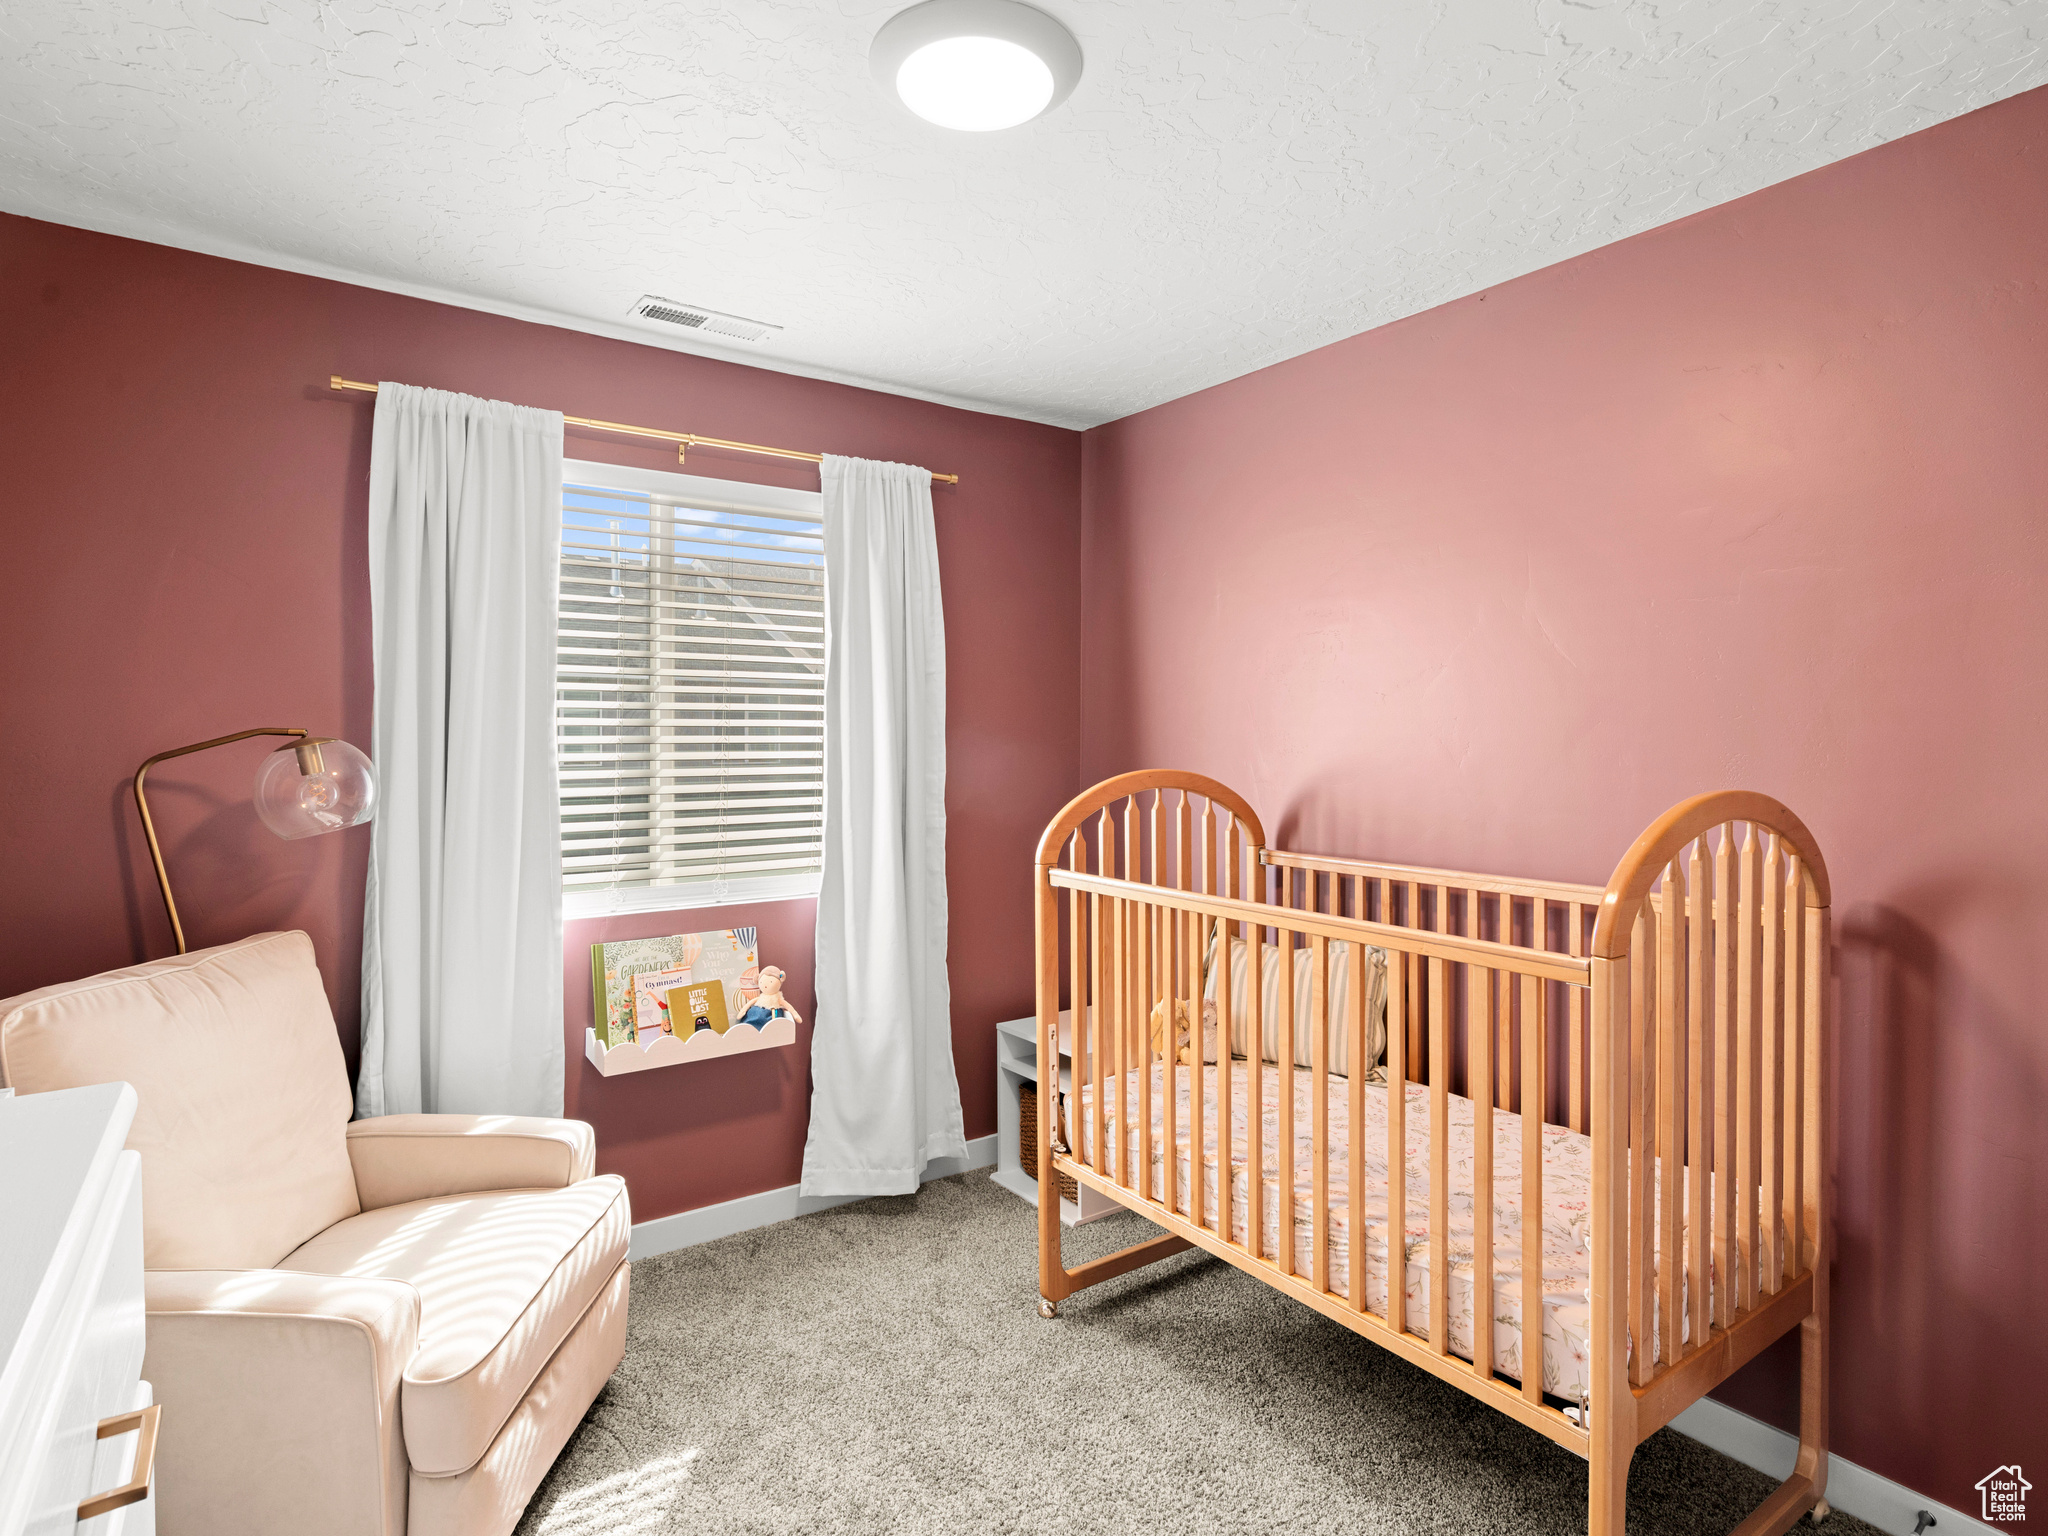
[557,460,826,915]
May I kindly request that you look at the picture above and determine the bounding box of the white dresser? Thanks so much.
[0,1084,155,1536]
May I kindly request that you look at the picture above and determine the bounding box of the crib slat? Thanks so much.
[1190,904,1206,1232]
[1568,903,1585,1134]
[1782,854,1805,1283]
[1347,922,1367,1313]
[1429,956,1450,1355]
[1713,824,1736,1329]
[1143,796,1160,1203]
[1179,798,1196,1220]
[1687,836,1711,1354]
[1387,948,1409,1333]
[1085,895,1101,1181]
[1066,831,1085,1182]
[1130,891,1141,1185]
[1536,896,1548,1113]
[1176,790,1193,894]
[1498,896,1514,1109]
[1114,819,1130,1179]
[1115,892,1131,1189]
[1735,823,1761,1313]
[1167,796,1190,1219]
[1216,906,1235,1242]
[1120,805,1136,1183]
[1472,966,1495,1382]
[1312,933,1330,1293]
[1125,890,1139,1189]
[1276,926,1295,1273]
[1657,857,1683,1367]
[1246,867,1266,1260]
[1113,829,1129,1186]
[1087,817,1105,1178]
[1803,897,1827,1278]
[1196,831,1204,1236]
[1140,898,1155,1202]
[1760,835,1784,1296]
[1521,971,1544,1404]
[1628,905,1656,1388]
[1406,882,1424,1079]
[1199,799,1214,895]
[1196,806,1212,1236]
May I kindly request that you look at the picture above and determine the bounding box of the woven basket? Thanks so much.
[1017,1081,1079,1205]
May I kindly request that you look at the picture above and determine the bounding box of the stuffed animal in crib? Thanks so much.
[735,965,802,1029]
[1147,997,1218,1066]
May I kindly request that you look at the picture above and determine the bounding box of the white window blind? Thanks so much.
[557,460,826,915]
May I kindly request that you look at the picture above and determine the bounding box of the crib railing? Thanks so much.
[1263,850,1605,1133]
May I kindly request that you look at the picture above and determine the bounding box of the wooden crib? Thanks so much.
[1032,770,1830,1536]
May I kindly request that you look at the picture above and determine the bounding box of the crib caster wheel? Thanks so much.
[1810,1498,1832,1525]
[1037,1297,1059,1319]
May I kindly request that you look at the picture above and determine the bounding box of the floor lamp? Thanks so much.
[133,727,377,955]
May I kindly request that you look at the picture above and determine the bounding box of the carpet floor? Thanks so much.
[516,1169,1863,1536]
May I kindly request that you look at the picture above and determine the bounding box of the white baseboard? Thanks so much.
[627,1134,997,1260]
[1670,1397,1992,1535]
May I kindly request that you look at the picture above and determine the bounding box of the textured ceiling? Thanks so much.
[4,1,2046,428]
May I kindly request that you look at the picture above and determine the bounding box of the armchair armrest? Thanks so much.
[144,1269,418,1536]
[345,1114,597,1209]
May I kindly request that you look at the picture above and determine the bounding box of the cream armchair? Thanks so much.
[0,931,628,1536]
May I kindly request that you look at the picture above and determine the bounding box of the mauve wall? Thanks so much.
[1078,89,2048,1513]
[0,211,1082,1222]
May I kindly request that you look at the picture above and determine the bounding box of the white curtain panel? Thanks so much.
[357,382,566,1118]
[800,456,966,1196]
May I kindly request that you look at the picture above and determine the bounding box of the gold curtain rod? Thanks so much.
[327,377,959,485]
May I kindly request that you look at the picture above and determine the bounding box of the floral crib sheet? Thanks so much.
[1074,1063,1712,1405]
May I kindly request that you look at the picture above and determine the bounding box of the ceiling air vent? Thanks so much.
[629,295,781,343]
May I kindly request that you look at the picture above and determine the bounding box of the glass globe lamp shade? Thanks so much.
[253,738,377,840]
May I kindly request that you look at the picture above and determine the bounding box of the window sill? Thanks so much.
[564,875,822,921]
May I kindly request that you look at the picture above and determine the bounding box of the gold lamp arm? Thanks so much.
[134,728,308,956]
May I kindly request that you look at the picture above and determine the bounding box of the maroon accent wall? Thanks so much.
[1077,88,2048,1511]
[0,212,1082,1223]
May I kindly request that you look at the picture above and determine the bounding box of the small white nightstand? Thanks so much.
[991,1012,1119,1224]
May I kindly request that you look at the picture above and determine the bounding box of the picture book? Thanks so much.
[630,965,695,1045]
[667,979,732,1036]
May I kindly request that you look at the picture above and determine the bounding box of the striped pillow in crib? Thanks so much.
[1198,932,1387,1076]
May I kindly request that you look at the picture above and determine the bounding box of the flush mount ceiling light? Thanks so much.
[870,0,1082,132]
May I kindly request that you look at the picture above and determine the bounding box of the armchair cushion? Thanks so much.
[0,931,361,1269]
[144,1268,418,1536]
[346,1114,596,1208]
[278,1173,630,1477]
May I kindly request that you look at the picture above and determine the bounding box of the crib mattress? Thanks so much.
[1072,1063,1680,1405]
